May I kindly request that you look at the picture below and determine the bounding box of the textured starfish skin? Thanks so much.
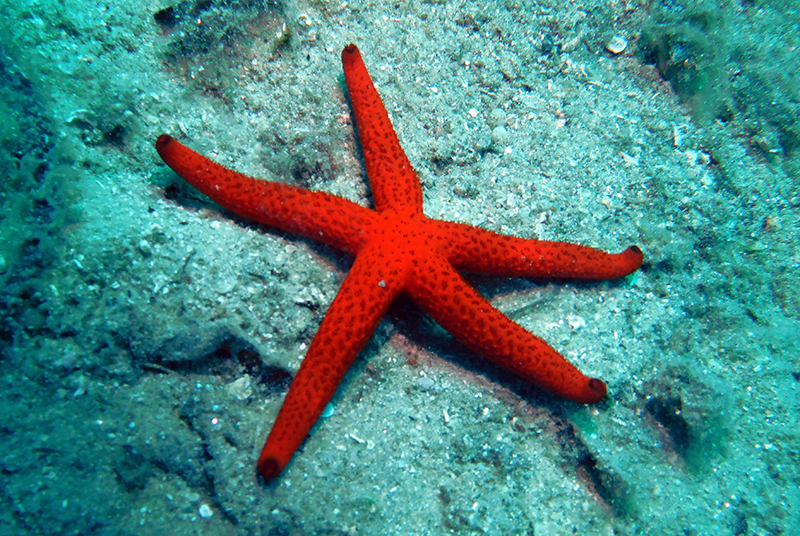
[155,44,644,481]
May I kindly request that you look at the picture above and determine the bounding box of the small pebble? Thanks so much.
[488,108,506,127]
[417,376,435,390]
[199,504,213,519]
[320,402,335,418]
[606,35,627,54]
[228,375,252,401]
[491,125,509,144]
[137,239,153,257]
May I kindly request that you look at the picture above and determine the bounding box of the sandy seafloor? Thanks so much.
[1,0,798,534]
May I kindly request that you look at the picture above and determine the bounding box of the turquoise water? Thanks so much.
[1,0,798,534]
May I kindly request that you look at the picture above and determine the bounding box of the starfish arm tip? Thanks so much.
[603,245,644,278]
[587,377,608,402]
[342,43,360,63]
[625,245,645,272]
[155,133,172,149]
[257,457,282,482]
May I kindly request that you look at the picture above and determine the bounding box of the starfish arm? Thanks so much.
[437,221,643,279]
[257,245,406,481]
[341,44,423,217]
[406,254,607,404]
[156,134,377,254]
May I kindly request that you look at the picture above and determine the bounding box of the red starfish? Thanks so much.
[155,44,643,481]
